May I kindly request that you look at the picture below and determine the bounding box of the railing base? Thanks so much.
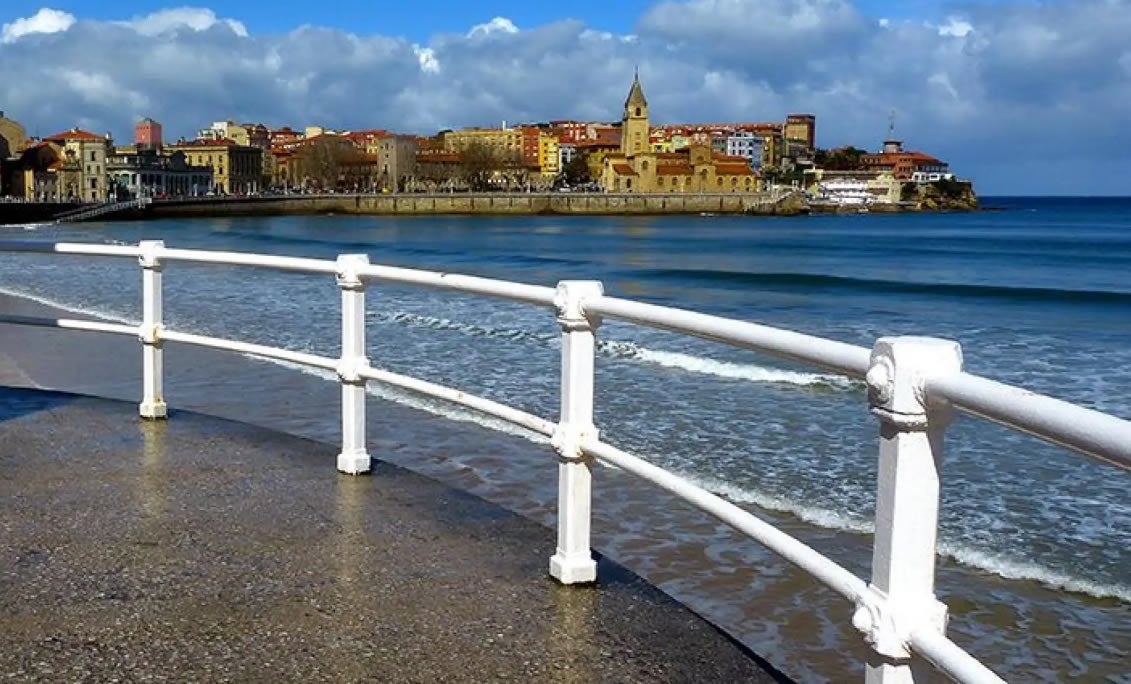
[549,552,597,584]
[138,400,167,420]
[337,449,371,475]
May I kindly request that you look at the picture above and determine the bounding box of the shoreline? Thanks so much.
[0,189,981,224]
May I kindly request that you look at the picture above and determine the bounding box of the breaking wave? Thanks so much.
[373,310,856,389]
[683,472,1130,602]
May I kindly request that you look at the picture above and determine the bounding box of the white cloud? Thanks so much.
[414,45,441,74]
[1,8,76,43]
[0,1,1129,194]
[467,17,519,38]
[119,7,248,37]
[937,17,974,37]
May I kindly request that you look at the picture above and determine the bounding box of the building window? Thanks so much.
[717,177,723,187]
[90,151,96,162]
[658,176,664,186]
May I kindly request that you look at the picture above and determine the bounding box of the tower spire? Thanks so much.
[624,70,648,110]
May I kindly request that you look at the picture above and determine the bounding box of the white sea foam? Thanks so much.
[376,310,856,390]
[936,542,1131,603]
[598,340,856,389]
[0,286,138,325]
[682,472,874,534]
[683,472,1130,602]
[263,357,550,447]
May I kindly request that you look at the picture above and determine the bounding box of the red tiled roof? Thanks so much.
[656,165,692,176]
[611,163,637,175]
[715,164,757,175]
[45,128,104,142]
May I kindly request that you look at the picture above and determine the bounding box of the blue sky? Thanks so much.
[1,0,1014,38]
[1,1,1127,195]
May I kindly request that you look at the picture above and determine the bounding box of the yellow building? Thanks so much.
[443,127,523,159]
[600,74,759,194]
[784,114,816,151]
[44,128,112,201]
[0,111,28,158]
[169,139,264,195]
[538,132,560,177]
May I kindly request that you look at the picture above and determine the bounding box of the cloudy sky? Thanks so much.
[2,1,1129,195]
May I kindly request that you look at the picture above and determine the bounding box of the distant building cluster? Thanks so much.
[0,75,955,202]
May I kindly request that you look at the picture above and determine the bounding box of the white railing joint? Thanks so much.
[852,585,948,661]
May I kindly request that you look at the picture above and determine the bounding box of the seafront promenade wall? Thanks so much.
[0,201,80,224]
[143,192,798,219]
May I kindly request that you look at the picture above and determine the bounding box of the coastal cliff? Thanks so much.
[900,179,979,211]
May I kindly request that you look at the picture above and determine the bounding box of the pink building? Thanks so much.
[135,118,163,148]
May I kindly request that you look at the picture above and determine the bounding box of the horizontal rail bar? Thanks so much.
[158,248,340,275]
[0,313,138,337]
[909,629,1007,684]
[586,296,871,378]
[0,240,140,258]
[580,438,868,602]
[925,372,1131,471]
[358,264,557,308]
[157,330,556,437]
[159,330,339,371]
[358,365,556,437]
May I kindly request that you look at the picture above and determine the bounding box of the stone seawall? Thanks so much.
[0,202,80,225]
[145,193,801,219]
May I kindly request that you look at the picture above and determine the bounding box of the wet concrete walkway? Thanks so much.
[0,388,784,683]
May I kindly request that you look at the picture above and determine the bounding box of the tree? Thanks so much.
[295,136,364,191]
[814,146,867,171]
[560,151,591,187]
[458,141,507,192]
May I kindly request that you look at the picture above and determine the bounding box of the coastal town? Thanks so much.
[0,73,970,212]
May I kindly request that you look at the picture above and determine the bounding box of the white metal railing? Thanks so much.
[2,239,1130,684]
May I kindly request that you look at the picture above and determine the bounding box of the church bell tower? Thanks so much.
[621,69,650,157]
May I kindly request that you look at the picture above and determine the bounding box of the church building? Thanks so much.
[599,73,760,194]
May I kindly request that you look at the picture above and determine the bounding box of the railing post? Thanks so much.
[856,336,963,684]
[138,240,166,419]
[549,280,603,584]
[336,254,371,475]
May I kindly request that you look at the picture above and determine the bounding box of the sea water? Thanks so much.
[2,197,1128,681]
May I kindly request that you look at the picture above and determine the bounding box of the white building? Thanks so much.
[558,143,578,170]
[725,132,764,171]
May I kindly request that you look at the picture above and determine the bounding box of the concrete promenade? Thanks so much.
[0,387,785,682]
